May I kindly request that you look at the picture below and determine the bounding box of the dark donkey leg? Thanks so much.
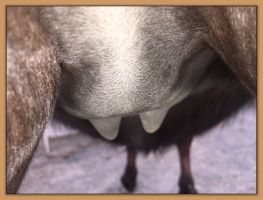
[121,147,138,192]
[177,137,197,194]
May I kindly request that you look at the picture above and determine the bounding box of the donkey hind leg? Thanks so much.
[177,137,198,194]
[121,147,138,192]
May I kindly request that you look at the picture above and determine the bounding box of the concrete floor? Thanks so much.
[18,101,256,194]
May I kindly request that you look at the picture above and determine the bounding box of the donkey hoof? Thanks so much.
[179,185,198,194]
[121,173,136,192]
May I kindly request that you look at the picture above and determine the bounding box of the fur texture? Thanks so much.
[7,7,61,193]
[7,6,256,193]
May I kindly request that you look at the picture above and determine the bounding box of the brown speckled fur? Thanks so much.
[7,7,61,193]
[198,7,256,94]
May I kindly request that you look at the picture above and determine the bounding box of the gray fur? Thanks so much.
[37,7,213,119]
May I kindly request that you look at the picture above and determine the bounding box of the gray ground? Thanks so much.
[18,101,256,194]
